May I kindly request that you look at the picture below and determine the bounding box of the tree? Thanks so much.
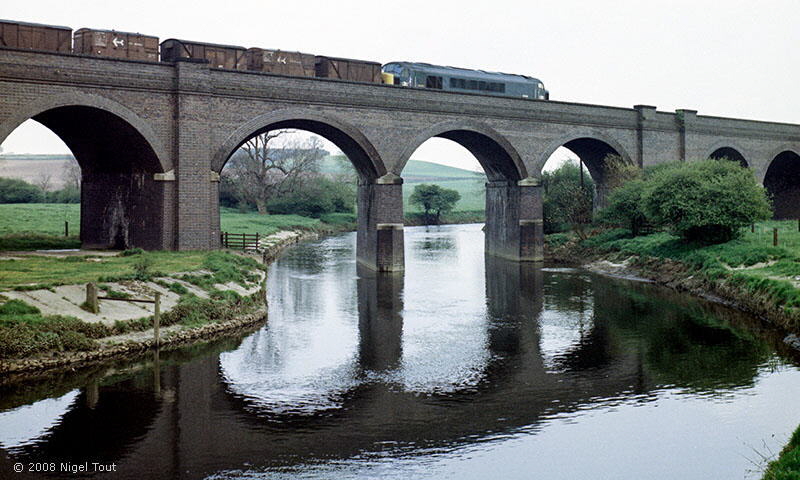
[409,183,461,224]
[597,179,648,236]
[222,131,326,214]
[643,159,771,243]
[542,161,594,237]
[62,157,81,191]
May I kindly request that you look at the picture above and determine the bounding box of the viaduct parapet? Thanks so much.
[1,48,799,270]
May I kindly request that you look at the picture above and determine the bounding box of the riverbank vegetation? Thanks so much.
[763,425,800,479]
[0,250,265,360]
[550,159,798,330]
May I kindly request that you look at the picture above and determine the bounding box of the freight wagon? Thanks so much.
[0,19,71,53]
[314,56,382,83]
[160,38,247,70]
[73,28,158,61]
[245,48,315,77]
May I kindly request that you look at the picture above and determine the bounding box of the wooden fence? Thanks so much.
[221,232,261,250]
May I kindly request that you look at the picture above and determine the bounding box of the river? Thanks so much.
[1,224,799,479]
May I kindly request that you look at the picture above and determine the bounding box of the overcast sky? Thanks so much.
[1,0,797,171]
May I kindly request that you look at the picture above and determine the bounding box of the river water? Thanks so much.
[1,224,799,479]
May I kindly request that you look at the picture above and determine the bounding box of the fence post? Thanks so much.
[85,283,99,314]
[65,221,69,237]
[153,292,161,347]
[774,228,779,247]
[751,224,755,233]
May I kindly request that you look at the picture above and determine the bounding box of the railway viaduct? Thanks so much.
[1,48,799,271]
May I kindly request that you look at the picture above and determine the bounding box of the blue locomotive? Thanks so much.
[381,61,549,100]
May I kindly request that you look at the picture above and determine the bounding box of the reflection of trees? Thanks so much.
[592,278,770,392]
[412,230,457,261]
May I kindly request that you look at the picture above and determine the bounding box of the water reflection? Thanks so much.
[0,225,798,480]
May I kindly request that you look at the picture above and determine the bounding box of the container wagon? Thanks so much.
[0,19,71,53]
[160,38,246,70]
[315,56,382,83]
[245,48,315,77]
[73,28,158,61]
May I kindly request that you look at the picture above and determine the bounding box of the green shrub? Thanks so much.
[643,160,771,243]
[0,178,45,203]
[598,179,648,236]
[45,186,80,204]
[267,177,356,218]
[132,254,154,280]
[542,162,594,235]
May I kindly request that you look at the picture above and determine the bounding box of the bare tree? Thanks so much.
[35,171,53,193]
[62,157,81,190]
[223,130,325,214]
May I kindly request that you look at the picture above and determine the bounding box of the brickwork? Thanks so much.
[1,48,799,267]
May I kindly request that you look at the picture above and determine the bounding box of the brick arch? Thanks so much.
[0,92,169,172]
[764,147,800,219]
[534,131,633,178]
[212,108,386,180]
[0,93,170,250]
[395,120,526,182]
[536,132,634,209]
[704,141,749,167]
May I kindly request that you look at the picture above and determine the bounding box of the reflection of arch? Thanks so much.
[396,120,526,181]
[708,146,748,168]
[764,149,800,219]
[212,108,385,180]
[0,92,169,172]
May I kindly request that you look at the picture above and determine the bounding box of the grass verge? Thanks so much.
[550,221,800,332]
[763,425,800,479]
[0,250,265,360]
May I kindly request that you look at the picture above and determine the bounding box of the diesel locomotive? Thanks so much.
[382,62,549,100]
[0,19,549,100]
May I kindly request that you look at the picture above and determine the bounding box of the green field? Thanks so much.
[403,179,486,212]
[323,156,487,212]
[0,159,487,244]
[0,203,79,236]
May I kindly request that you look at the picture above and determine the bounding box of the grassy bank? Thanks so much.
[0,204,357,250]
[549,220,800,333]
[0,250,265,360]
[763,425,800,479]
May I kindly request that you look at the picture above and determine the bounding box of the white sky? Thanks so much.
[1,0,797,173]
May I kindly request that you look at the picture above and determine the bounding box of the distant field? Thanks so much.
[0,204,328,238]
[0,203,79,236]
[0,157,74,189]
[403,178,486,212]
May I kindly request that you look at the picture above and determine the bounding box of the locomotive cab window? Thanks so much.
[425,75,443,89]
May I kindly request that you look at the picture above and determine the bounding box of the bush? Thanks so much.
[0,178,44,203]
[45,186,80,204]
[542,162,594,236]
[643,160,771,243]
[132,254,154,280]
[267,177,356,217]
[598,179,648,236]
